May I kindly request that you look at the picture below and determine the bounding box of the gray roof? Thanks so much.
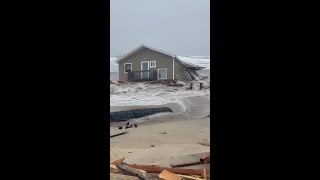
[115,44,205,70]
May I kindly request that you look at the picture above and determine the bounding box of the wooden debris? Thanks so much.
[170,152,210,167]
[202,169,207,180]
[110,164,147,174]
[111,157,125,165]
[200,153,210,163]
[116,163,157,180]
[110,164,119,173]
[125,124,133,129]
[110,173,140,180]
[123,163,210,176]
[110,131,129,138]
[159,170,182,180]
[177,174,205,180]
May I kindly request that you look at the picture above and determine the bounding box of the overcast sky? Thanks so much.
[110,0,210,56]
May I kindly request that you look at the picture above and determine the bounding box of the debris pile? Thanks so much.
[110,153,210,180]
[149,79,185,87]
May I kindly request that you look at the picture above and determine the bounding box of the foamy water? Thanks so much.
[110,83,210,107]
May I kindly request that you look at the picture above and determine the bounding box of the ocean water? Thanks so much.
[109,55,210,80]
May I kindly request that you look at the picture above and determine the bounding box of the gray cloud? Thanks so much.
[110,0,210,56]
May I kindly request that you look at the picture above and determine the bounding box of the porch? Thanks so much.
[127,70,157,82]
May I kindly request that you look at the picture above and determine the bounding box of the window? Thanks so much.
[150,61,156,68]
[158,68,167,79]
[124,63,132,73]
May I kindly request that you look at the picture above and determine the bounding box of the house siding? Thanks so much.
[118,48,182,82]
[174,57,186,81]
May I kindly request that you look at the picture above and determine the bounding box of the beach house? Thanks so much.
[115,44,205,82]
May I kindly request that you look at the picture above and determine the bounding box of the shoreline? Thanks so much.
[109,74,210,173]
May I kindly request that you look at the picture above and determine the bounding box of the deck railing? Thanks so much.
[127,70,157,82]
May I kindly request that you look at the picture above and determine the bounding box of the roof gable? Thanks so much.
[115,44,205,69]
[115,44,177,63]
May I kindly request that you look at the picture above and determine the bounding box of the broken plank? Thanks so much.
[200,154,210,163]
[111,157,125,165]
[159,170,182,180]
[202,169,207,180]
[110,164,147,174]
[116,163,157,180]
[170,152,209,167]
[177,174,204,180]
[124,163,210,176]
[110,164,120,173]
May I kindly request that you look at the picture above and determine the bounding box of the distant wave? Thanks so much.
[109,55,210,72]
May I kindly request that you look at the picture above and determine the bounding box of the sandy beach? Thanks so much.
[110,75,210,179]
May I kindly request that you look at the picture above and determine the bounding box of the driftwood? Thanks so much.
[159,170,182,180]
[123,163,210,176]
[116,163,157,180]
[170,152,210,167]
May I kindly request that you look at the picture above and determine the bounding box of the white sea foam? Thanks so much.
[110,83,210,107]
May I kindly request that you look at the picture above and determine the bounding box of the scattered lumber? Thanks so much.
[170,152,210,167]
[123,163,210,176]
[200,153,210,163]
[116,163,157,180]
[159,170,182,180]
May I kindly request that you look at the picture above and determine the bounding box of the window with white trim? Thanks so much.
[158,68,167,79]
[124,63,132,73]
[150,61,156,68]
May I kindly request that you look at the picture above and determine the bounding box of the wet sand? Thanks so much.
[110,81,210,171]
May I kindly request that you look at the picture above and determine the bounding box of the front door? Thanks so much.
[141,61,149,79]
